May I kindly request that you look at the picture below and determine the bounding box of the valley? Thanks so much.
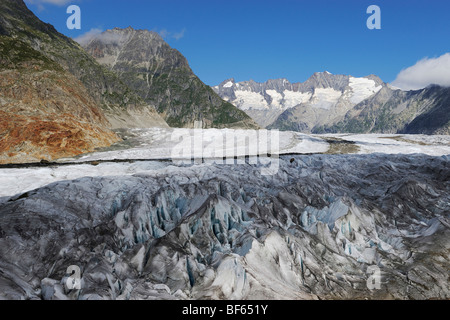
[0,0,448,302]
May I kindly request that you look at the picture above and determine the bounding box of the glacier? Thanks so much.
[0,150,448,300]
[1,129,449,198]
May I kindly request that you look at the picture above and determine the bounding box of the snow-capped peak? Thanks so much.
[219,79,235,88]
[348,76,383,104]
[212,73,386,128]
[223,81,233,88]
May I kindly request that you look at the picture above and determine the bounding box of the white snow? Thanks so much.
[223,81,233,88]
[282,90,312,109]
[0,129,448,199]
[265,90,283,109]
[233,89,311,111]
[348,77,382,105]
[67,128,334,163]
[282,133,329,154]
[318,133,450,156]
[234,90,269,110]
[221,76,385,118]
[310,88,342,109]
[0,161,169,198]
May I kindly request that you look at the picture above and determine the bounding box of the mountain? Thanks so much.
[320,84,450,135]
[402,86,450,134]
[0,36,121,164]
[82,27,259,129]
[0,1,120,164]
[214,72,450,134]
[213,72,384,128]
[0,0,172,164]
[0,0,168,129]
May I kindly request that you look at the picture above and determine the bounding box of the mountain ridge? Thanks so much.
[319,84,450,135]
[214,72,449,134]
[0,0,169,130]
[0,1,124,164]
[213,72,384,128]
[82,27,259,129]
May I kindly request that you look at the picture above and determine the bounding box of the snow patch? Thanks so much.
[266,90,283,109]
[310,88,342,109]
[283,90,312,109]
[223,81,233,88]
[349,77,382,105]
[320,133,450,156]
[234,90,269,110]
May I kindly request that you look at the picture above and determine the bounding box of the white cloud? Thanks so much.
[25,0,74,6]
[73,28,103,46]
[25,0,78,12]
[153,28,186,41]
[74,27,186,47]
[172,28,186,40]
[391,53,450,90]
[74,28,130,47]
[157,29,170,39]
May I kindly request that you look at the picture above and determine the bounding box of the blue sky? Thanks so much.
[25,0,450,87]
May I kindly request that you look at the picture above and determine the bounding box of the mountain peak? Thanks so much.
[104,27,163,41]
[82,30,258,129]
[219,78,235,88]
[304,72,350,92]
[214,72,389,129]
[0,0,59,37]
[113,26,134,31]
[362,74,384,86]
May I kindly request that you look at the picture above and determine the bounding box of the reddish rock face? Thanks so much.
[0,112,119,164]
[0,68,120,164]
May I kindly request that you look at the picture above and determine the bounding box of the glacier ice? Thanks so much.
[0,153,448,300]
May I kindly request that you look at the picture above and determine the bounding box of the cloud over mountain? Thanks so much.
[25,0,72,5]
[392,53,450,90]
[24,0,78,12]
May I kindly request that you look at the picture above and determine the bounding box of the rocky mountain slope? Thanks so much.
[82,28,259,129]
[320,84,450,135]
[213,72,384,128]
[0,154,448,299]
[0,0,171,163]
[1,0,168,129]
[0,24,119,164]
